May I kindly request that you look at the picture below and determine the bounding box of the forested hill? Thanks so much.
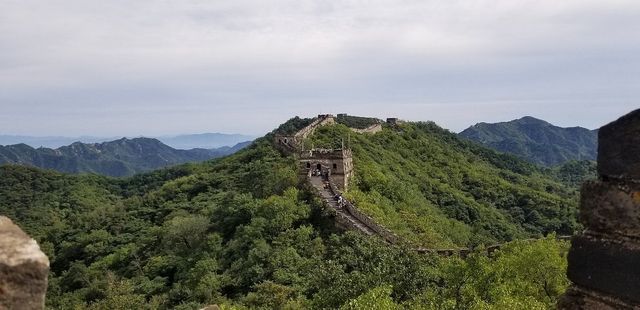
[308,121,579,247]
[0,117,577,308]
[0,137,250,177]
[459,116,597,166]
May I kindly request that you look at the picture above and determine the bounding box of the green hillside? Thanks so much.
[308,121,579,248]
[459,116,597,166]
[0,118,575,309]
[550,160,597,188]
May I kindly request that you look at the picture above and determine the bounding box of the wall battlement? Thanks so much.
[559,109,640,309]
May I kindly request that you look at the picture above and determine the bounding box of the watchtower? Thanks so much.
[299,148,353,190]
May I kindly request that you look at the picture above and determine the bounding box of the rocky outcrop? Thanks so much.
[558,109,640,309]
[0,216,49,310]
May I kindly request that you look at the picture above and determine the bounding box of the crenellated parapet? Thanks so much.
[558,109,640,309]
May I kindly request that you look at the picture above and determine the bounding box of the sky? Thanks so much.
[0,0,638,136]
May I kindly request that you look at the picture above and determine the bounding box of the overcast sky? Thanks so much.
[1,0,638,136]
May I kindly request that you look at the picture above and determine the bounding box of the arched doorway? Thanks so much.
[316,163,322,170]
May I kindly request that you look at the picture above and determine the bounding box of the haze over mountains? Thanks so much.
[459,116,598,166]
[0,116,599,179]
[0,132,254,149]
[0,138,251,177]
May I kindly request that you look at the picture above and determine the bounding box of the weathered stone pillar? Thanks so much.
[559,109,640,309]
[0,216,49,310]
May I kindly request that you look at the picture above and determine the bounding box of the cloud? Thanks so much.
[0,0,638,135]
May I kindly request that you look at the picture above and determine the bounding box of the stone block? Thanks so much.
[598,109,640,179]
[558,286,635,310]
[580,180,640,236]
[0,216,49,310]
[566,235,640,304]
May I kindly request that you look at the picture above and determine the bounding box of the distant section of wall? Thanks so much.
[295,114,336,141]
[274,114,336,151]
[0,216,49,310]
[558,109,640,309]
[350,123,383,134]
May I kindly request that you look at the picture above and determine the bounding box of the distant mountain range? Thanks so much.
[156,133,255,149]
[0,132,255,149]
[0,137,251,177]
[459,116,597,166]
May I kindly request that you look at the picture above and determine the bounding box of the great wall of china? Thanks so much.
[275,114,566,256]
[275,114,401,242]
[1,110,639,308]
[275,111,640,308]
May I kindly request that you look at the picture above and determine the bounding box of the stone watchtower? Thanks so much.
[273,114,353,190]
[558,109,640,309]
[299,148,353,190]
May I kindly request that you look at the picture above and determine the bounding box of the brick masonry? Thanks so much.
[559,109,640,309]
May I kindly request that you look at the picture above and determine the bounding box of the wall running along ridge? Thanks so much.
[281,114,570,257]
[2,111,637,307]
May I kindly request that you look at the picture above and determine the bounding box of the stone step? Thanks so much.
[309,177,378,236]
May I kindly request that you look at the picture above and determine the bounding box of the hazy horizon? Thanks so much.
[2,1,638,136]
[0,112,615,138]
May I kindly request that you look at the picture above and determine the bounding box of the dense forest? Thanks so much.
[0,118,584,309]
[308,122,581,247]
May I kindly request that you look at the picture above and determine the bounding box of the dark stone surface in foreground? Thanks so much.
[598,109,640,179]
[567,235,640,304]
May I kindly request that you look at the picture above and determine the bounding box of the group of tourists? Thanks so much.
[312,168,330,178]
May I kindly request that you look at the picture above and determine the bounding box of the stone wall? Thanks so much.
[328,179,399,244]
[274,115,336,151]
[558,109,640,309]
[350,123,383,134]
[293,114,336,141]
[342,202,399,244]
[0,216,49,310]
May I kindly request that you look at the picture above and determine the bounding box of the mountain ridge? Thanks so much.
[459,116,597,166]
[0,132,254,149]
[0,137,251,177]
